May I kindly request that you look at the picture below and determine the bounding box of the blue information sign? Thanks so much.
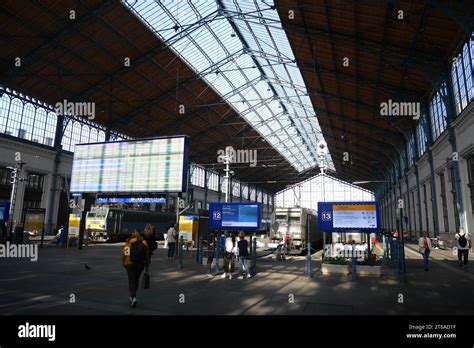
[96,197,166,204]
[318,201,381,232]
[209,202,261,230]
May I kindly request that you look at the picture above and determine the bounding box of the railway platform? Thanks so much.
[1,243,472,316]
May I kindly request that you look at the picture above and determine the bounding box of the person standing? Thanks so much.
[166,224,178,260]
[418,231,432,272]
[222,233,237,279]
[206,232,216,277]
[237,231,251,279]
[122,229,149,308]
[143,224,158,258]
[455,228,470,269]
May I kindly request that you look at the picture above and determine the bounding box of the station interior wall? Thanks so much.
[380,102,474,246]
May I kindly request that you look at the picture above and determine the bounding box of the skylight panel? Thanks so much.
[123,0,334,173]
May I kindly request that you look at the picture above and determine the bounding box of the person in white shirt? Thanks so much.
[455,228,470,268]
[166,224,178,260]
[418,231,432,271]
[222,233,237,279]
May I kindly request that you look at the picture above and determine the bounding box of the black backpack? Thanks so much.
[130,240,147,264]
[458,234,467,248]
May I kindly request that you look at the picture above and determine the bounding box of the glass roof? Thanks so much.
[123,0,334,172]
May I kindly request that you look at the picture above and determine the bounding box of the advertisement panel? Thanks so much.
[68,213,81,238]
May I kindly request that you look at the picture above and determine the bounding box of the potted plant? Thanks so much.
[321,256,350,275]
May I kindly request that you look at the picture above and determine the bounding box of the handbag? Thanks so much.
[142,270,150,289]
[419,246,425,254]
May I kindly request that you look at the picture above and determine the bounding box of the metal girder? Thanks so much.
[295,0,338,162]
[0,1,115,86]
[427,0,474,36]
[217,1,315,167]
[277,5,446,65]
[296,60,421,100]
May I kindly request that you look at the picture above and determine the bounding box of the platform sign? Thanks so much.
[70,135,190,193]
[209,202,261,230]
[318,201,381,232]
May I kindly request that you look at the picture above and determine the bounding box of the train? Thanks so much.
[270,207,323,250]
[85,205,273,244]
[85,206,177,243]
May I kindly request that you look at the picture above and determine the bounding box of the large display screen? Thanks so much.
[318,201,380,232]
[209,202,261,230]
[70,136,189,193]
[333,204,377,229]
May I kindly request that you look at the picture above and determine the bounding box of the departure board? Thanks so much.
[317,201,381,231]
[333,204,377,229]
[70,136,189,193]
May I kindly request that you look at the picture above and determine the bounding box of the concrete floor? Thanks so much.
[0,241,473,315]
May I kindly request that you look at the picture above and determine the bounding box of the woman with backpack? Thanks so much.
[418,231,432,272]
[222,233,237,279]
[455,228,470,269]
[122,229,150,308]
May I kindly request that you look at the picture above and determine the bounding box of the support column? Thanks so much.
[412,134,424,239]
[443,75,466,230]
[405,175,412,240]
[203,169,208,208]
[105,127,111,141]
[218,173,222,202]
[424,108,440,237]
[45,115,65,237]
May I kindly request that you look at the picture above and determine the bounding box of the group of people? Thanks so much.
[205,231,252,280]
[417,228,470,271]
[122,224,252,308]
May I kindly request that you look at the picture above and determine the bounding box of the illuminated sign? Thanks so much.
[70,136,189,193]
[96,197,166,204]
[209,202,261,230]
[318,201,380,231]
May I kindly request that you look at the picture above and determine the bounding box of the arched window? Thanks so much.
[45,111,57,147]
[6,98,23,136]
[0,94,12,133]
[22,103,36,141]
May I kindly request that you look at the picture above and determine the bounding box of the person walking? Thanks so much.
[455,228,470,269]
[143,224,158,258]
[122,229,150,308]
[418,231,432,272]
[237,231,251,279]
[206,232,216,277]
[222,233,237,279]
[166,224,178,260]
